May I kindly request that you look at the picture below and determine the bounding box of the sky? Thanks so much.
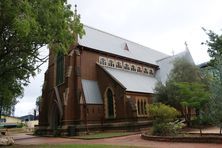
[14,0,222,116]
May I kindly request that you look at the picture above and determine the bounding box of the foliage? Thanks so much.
[0,0,85,118]
[175,82,210,117]
[154,59,203,107]
[148,103,180,122]
[169,58,202,83]
[203,29,222,134]
[154,59,210,126]
[148,103,182,136]
[35,96,41,114]
[152,121,184,136]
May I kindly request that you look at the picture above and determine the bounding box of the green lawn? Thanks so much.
[73,132,134,139]
[13,144,141,148]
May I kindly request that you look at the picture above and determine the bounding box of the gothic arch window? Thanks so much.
[56,52,64,85]
[123,62,130,70]
[108,59,115,67]
[105,88,116,118]
[137,66,142,73]
[137,98,148,117]
[99,57,107,66]
[143,67,149,75]
[131,64,136,72]
[141,100,144,115]
[116,60,122,69]
[149,69,154,75]
[144,101,147,114]
[137,100,140,115]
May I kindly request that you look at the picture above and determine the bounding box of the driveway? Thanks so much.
[13,133,222,148]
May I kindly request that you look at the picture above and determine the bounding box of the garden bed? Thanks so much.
[141,133,222,143]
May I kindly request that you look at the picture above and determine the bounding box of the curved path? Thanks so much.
[13,133,222,148]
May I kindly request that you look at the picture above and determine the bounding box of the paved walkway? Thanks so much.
[13,132,222,148]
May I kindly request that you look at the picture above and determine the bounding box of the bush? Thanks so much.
[152,121,184,136]
[148,103,180,122]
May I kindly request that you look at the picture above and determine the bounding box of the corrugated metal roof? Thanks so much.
[103,67,157,93]
[156,49,194,83]
[78,25,168,66]
[81,79,103,104]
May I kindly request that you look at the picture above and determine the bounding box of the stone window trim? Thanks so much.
[137,66,143,73]
[107,58,115,68]
[130,64,137,72]
[99,56,107,66]
[104,87,116,119]
[136,98,148,117]
[143,67,149,75]
[116,60,123,69]
[123,62,130,71]
[149,68,154,75]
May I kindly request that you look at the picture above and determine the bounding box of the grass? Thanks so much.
[12,144,142,148]
[73,132,134,139]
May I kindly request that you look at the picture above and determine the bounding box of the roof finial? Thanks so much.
[184,41,189,50]
[74,4,77,15]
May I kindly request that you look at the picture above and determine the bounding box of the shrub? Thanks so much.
[148,103,182,136]
[148,103,180,123]
[152,121,184,136]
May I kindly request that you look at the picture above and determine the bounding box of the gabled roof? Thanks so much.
[78,25,168,66]
[81,79,103,104]
[103,67,157,94]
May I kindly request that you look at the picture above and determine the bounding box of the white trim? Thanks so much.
[107,58,115,68]
[115,60,123,69]
[99,56,107,66]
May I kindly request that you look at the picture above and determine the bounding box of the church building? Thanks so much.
[37,25,194,135]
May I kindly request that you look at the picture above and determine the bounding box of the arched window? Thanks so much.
[131,64,136,72]
[137,66,142,73]
[116,61,122,69]
[149,69,154,75]
[137,100,140,115]
[108,59,115,67]
[143,67,149,74]
[124,62,130,70]
[137,98,148,117]
[144,101,147,114]
[99,57,107,66]
[56,52,64,85]
[107,89,114,117]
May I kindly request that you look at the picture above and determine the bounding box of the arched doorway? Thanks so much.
[105,88,115,118]
[49,102,60,130]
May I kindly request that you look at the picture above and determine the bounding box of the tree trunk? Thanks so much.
[0,97,3,119]
[220,127,222,135]
[199,127,202,136]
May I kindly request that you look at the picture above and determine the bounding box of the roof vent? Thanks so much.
[124,43,129,51]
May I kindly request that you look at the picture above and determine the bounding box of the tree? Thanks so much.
[203,29,222,134]
[154,58,209,126]
[35,96,41,115]
[0,0,85,118]
[154,58,203,107]
[175,82,210,129]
